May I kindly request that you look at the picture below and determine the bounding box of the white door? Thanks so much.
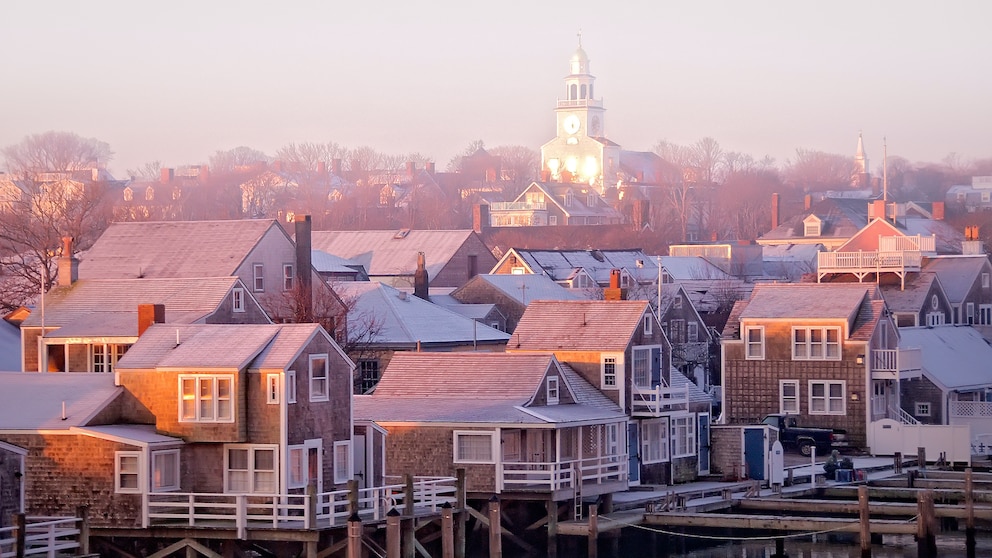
[354,434,368,489]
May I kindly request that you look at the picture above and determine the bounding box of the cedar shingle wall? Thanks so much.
[382,425,496,493]
[901,377,944,425]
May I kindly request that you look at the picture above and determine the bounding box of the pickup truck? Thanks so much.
[762,414,848,456]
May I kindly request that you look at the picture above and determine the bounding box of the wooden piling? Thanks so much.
[916,490,937,558]
[894,452,903,474]
[403,474,415,558]
[14,513,25,558]
[546,499,558,558]
[348,479,359,514]
[966,468,976,558]
[386,508,401,558]
[347,512,362,558]
[455,468,467,558]
[76,505,90,556]
[588,504,600,558]
[918,446,927,471]
[441,502,454,558]
[488,496,502,558]
[859,485,871,558]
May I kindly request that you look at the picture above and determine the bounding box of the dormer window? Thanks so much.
[803,215,822,237]
[564,190,573,207]
[547,377,559,405]
[123,187,133,202]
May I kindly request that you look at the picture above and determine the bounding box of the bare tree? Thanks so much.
[783,149,854,191]
[689,137,725,184]
[125,161,162,181]
[209,146,269,174]
[3,131,112,177]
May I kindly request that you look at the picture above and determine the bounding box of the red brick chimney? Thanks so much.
[771,192,780,229]
[604,269,627,301]
[160,168,174,184]
[932,201,945,220]
[331,158,342,176]
[137,304,165,337]
[57,236,78,287]
[406,161,416,179]
[426,161,435,175]
[473,204,490,234]
[804,194,812,211]
[294,215,313,321]
[870,199,886,220]
[540,170,550,182]
[414,252,429,300]
[199,165,210,184]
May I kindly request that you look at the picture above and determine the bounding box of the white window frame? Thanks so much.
[288,445,306,489]
[151,449,181,492]
[92,343,128,373]
[671,415,697,458]
[179,375,234,423]
[632,347,651,388]
[809,380,846,415]
[968,302,976,325]
[333,440,352,484]
[792,326,841,361]
[643,314,653,335]
[780,380,800,414]
[453,431,497,464]
[266,374,280,405]
[283,263,294,291]
[253,263,264,292]
[232,287,246,313]
[224,444,279,494]
[601,355,620,390]
[926,312,945,326]
[115,451,143,494]
[547,376,560,405]
[984,273,990,289]
[915,402,931,417]
[641,418,670,464]
[309,354,329,402]
[981,305,992,326]
[286,370,297,403]
[673,296,682,309]
[744,326,764,360]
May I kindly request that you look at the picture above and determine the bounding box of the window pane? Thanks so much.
[254,449,275,470]
[783,383,796,397]
[457,434,492,461]
[829,383,843,398]
[229,449,249,470]
[812,384,824,397]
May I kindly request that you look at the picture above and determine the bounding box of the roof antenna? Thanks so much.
[176,329,180,346]
[61,401,67,421]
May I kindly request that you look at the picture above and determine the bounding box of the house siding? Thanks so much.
[0,445,22,528]
[901,377,944,425]
[380,425,497,493]
[432,234,498,288]
[450,279,526,333]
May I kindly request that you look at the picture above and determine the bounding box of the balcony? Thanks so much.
[632,383,690,417]
[488,201,546,212]
[556,98,603,109]
[817,250,923,288]
[870,348,922,381]
[879,234,936,254]
[499,454,627,500]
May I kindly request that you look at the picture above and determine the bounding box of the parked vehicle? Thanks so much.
[762,414,848,457]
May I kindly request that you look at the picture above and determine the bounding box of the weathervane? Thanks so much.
[577,29,582,48]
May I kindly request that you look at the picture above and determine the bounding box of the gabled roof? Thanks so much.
[310,230,480,279]
[78,219,279,279]
[251,323,335,370]
[335,282,510,346]
[660,256,732,280]
[759,197,870,242]
[455,274,582,305]
[512,300,651,352]
[498,248,656,285]
[22,277,249,333]
[899,326,992,391]
[923,256,991,303]
[0,372,121,430]
[117,324,280,370]
[738,283,873,322]
[836,218,905,252]
[311,250,366,275]
[880,272,942,314]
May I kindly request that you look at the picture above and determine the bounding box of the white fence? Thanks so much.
[868,418,971,463]
[498,455,627,493]
[0,517,80,558]
[632,384,690,416]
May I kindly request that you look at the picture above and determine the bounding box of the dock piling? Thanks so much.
[386,508,401,558]
[488,496,502,558]
[966,468,976,558]
[441,502,454,558]
[587,504,598,558]
[347,512,362,558]
[859,484,871,557]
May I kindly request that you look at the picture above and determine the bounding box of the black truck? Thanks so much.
[762,414,848,456]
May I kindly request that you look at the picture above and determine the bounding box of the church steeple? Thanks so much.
[854,132,869,175]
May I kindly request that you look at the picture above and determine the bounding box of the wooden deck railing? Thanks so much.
[316,476,457,527]
[500,454,627,493]
[632,383,690,416]
[0,516,81,558]
[818,250,923,275]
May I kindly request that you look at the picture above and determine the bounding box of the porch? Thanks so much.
[816,250,923,289]
[869,347,922,381]
[632,383,690,417]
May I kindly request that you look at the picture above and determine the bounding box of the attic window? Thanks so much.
[547,377,560,405]
[803,215,822,237]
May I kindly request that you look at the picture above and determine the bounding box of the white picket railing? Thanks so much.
[632,383,690,416]
[879,234,935,254]
[499,455,627,493]
[315,476,457,527]
[818,250,923,275]
[0,517,80,558]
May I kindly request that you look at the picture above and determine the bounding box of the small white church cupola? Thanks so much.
[852,132,871,188]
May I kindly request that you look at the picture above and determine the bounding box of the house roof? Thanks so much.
[116,324,280,370]
[0,372,121,430]
[759,197,869,242]
[251,323,328,370]
[670,368,713,404]
[923,256,990,303]
[78,219,278,279]
[22,277,245,332]
[850,299,887,341]
[335,281,510,346]
[311,250,366,275]
[503,248,657,285]
[660,256,732,280]
[78,425,184,446]
[880,273,940,314]
[456,274,582,305]
[899,326,992,391]
[512,300,650,352]
[431,301,499,321]
[738,283,872,321]
[310,230,479,279]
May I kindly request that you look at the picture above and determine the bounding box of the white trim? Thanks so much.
[601,353,621,390]
[266,374,280,405]
[643,314,653,335]
[309,354,329,402]
[546,376,560,405]
[744,326,764,360]
[809,380,846,415]
[640,417,669,464]
[779,379,800,414]
[915,401,932,417]
[333,440,352,484]
[151,448,181,492]
[178,375,235,423]
[283,263,295,291]
[115,451,143,494]
[232,287,246,313]
[224,444,279,494]
[671,415,697,458]
[252,263,264,292]
[791,326,841,360]
[453,430,497,464]
[288,445,306,489]
[286,370,297,403]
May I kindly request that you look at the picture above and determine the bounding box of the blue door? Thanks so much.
[697,414,711,475]
[743,427,765,480]
[628,423,640,484]
[650,348,662,386]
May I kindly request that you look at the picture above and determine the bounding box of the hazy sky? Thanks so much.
[3,1,990,177]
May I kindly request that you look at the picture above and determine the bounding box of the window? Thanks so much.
[453,431,496,464]
[968,303,976,325]
[632,347,650,388]
[179,375,234,422]
[511,266,526,275]
[286,370,297,403]
[641,418,670,464]
[792,327,841,360]
[549,215,558,226]
[981,305,992,326]
[309,354,329,401]
[643,315,653,335]
[915,402,931,417]
[744,326,764,360]
[283,264,294,291]
[359,359,380,393]
[468,255,478,278]
[253,263,264,292]
[93,343,128,373]
[809,380,846,415]
[266,374,280,405]
[152,449,180,492]
[780,380,800,414]
[687,322,698,343]
[547,376,559,404]
[984,273,990,289]
[225,445,278,493]
[232,287,246,312]
[115,451,142,493]
[602,356,618,389]
[334,441,351,484]
[288,446,305,489]
[926,312,945,326]
[672,416,697,458]
[673,296,682,309]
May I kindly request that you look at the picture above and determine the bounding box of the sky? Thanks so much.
[2,1,990,178]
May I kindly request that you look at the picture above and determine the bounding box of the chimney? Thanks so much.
[604,269,627,301]
[317,161,327,176]
[137,303,165,337]
[331,158,342,176]
[771,192,780,229]
[57,236,78,287]
[473,203,490,234]
[406,161,416,179]
[160,167,174,184]
[426,161,435,175]
[414,252,429,300]
[932,201,945,220]
[804,194,812,211]
[870,199,885,220]
[540,169,550,182]
[294,214,313,321]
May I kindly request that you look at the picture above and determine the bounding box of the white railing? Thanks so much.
[488,201,546,212]
[872,349,898,371]
[889,406,921,425]
[950,400,992,418]
[556,98,603,108]
[316,476,457,527]
[500,454,627,493]
[879,234,936,254]
[632,383,690,415]
[817,250,923,274]
[0,517,80,558]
